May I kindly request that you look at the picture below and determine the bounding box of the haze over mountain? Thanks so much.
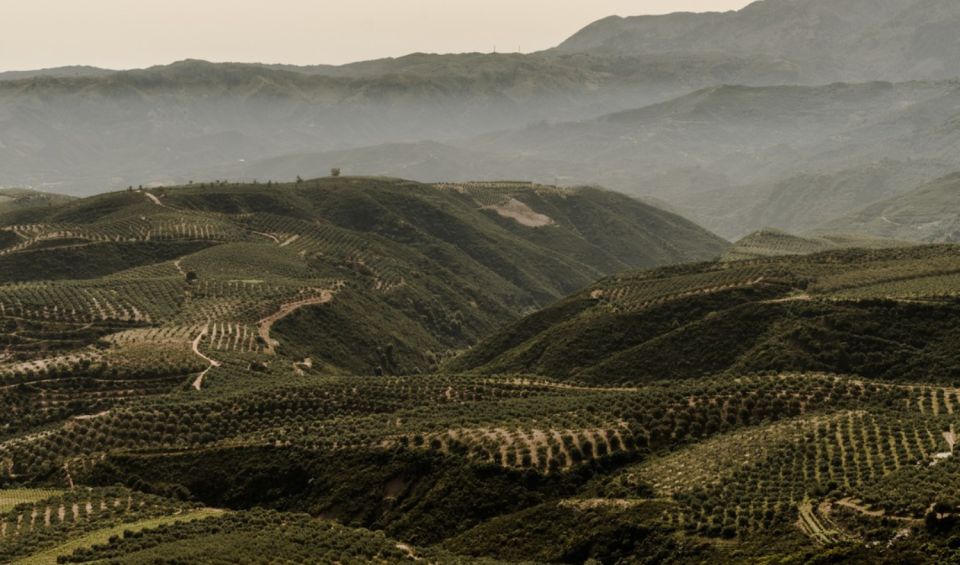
[221,80,960,238]
[5,0,960,217]
[557,0,960,82]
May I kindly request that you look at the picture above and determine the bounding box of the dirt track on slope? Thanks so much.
[191,326,222,390]
[257,289,337,355]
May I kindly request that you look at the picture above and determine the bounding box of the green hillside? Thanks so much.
[4,225,960,561]
[0,176,725,379]
[450,245,960,384]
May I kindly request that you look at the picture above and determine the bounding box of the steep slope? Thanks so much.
[450,245,960,384]
[820,172,960,242]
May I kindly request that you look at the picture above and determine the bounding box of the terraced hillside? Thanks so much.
[0,487,479,564]
[451,245,960,383]
[6,370,960,561]
[0,177,725,381]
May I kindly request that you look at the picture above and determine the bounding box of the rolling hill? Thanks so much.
[0,187,75,215]
[450,245,960,384]
[0,176,726,378]
[5,239,960,562]
[8,0,960,560]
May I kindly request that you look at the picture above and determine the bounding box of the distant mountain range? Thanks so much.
[0,65,114,81]
[557,0,960,82]
[216,81,960,238]
[2,0,960,241]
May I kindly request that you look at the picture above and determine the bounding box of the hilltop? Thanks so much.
[0,65,113,81]
[0,188,75,216]
[0,176,725,377]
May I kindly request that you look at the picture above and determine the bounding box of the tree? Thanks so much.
[330,168,342,177]
[296,175,304,184]
[185,271,198,284]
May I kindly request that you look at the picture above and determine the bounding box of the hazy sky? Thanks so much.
[2,1,753,71]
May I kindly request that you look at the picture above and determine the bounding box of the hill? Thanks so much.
[0,187,75,214]
[5,246,960,561]
[820,172,960,242]
[0,176,725,378]
[722,229,916,261]
[5,211,960,561]
[449,245,960,384]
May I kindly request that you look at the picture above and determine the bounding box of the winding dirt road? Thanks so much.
[257,289,337,355]
[191,326,222,390]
